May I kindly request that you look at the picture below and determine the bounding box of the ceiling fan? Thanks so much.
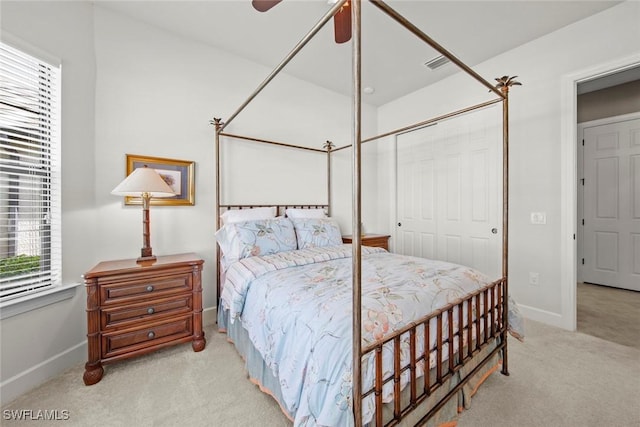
[251,0,352,43]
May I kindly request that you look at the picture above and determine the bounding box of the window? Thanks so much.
[0,41,61,302]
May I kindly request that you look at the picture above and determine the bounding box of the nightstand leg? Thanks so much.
[83,362,104,385]
[84,278,103,385]
[192,331,206,352]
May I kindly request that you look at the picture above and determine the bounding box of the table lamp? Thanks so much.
[111,165,176,263]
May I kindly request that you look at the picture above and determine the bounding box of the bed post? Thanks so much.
[324,141,334,217]
[351,0,363,425]
[496,76,520,376]
[501,82,510,377]
[213,117,223,308]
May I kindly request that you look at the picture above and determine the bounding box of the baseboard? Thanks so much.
[518,304,572,331]
[203,306,217,327]
[0,341,86,407]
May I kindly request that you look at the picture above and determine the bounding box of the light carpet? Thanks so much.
[2,319,639,426]
[577,282,640,350]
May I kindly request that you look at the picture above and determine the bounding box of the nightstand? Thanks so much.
[342,234,390,251]
[82,253,205,385]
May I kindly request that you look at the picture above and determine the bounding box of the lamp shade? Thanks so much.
[111,166,176,198]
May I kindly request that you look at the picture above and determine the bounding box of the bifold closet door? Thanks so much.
[396,105,502,280]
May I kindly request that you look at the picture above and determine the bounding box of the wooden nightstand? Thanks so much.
[82,253,205,385]
[342,234,390,251]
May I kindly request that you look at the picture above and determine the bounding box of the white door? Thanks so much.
[396,105,502,280]
[582,117,640,291]
[396,124,437,260]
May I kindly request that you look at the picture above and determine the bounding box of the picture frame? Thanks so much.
[124,154,195,206]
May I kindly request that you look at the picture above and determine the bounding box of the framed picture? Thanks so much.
[124,154,195,206]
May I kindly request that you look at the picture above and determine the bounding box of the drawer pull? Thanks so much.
[146,285,154,292]
[147,307,155,315]
[147,331,155,339]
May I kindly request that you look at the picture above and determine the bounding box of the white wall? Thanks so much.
[378,0,640,328]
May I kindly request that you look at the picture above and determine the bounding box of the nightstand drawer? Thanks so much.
[102,315,193,359]
[100,273,192,305]
[101,295,192,329]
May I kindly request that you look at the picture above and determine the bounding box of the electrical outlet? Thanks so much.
[529,272,540,286]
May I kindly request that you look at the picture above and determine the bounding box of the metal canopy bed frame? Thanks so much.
[213,1,519,425]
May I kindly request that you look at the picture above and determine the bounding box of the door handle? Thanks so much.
[491,228,498,234]
[398,222,402,227]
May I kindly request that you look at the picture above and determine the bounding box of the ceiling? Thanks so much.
[94,0,622,106]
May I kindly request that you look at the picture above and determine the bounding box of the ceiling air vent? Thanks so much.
[424,55,450,70]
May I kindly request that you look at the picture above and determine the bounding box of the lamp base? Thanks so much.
[136,255,157,264]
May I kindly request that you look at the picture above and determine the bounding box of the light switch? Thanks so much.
[530,212,546,225]
[529,272,540,286]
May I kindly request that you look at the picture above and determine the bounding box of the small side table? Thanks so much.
[342,234,390,251]
[83,253,205,385]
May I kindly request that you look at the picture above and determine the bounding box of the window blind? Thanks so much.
[0,42,61,302]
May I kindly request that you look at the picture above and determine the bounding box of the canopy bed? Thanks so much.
[213,1,521,426]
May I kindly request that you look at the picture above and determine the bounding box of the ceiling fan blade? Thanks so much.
[333,1,352,44]
[252,0,282,13]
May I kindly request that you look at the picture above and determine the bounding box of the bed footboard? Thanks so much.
[361,277,508,426]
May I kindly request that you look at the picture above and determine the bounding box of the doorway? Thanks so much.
[559,56,640,331]
[562,64,640,341]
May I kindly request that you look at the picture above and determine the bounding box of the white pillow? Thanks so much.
[285,208,327,219]
[220,207,276,224]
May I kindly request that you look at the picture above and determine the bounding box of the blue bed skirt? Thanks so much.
[218,305,502,426]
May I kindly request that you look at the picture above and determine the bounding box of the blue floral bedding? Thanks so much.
[219,245,506,426]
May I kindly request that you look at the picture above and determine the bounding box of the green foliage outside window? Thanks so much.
[0,255,40,277]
